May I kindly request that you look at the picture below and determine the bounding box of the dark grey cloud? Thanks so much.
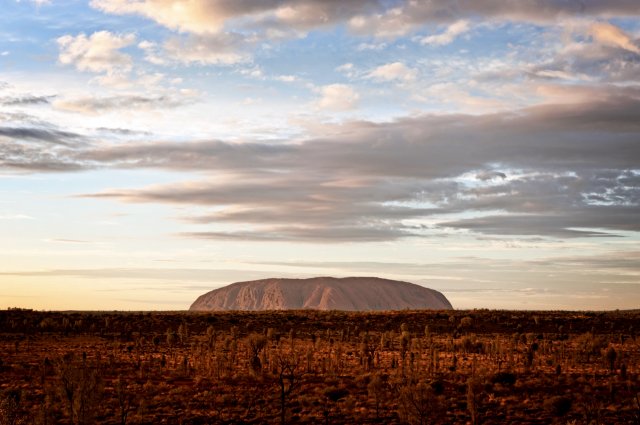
[442,213,624,238]
[0,123,89,172]
[348,0,640,37]
[94,0,640,38]
[181,224,417,242]
[95,127,151,137]
[400,0,640,23]
[0,143,86,172]
[4,92,640,240]
[0,126,81,146]
[530,44,640,85]
[55,94,195,114]
[0,95,55,106]
[75,94,640,176]
[476,171,507,181]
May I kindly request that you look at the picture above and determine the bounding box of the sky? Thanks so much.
[1,0,639,311]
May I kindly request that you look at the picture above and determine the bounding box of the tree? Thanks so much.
[398,381,440,425]
[367,374,386,419]
[467,378,482,425]
[461,316,473,331]
[605,346,617,372]
[56,353,103,425]
[245,333,267,375]
[115,376,135,425]
[273,351,303,425]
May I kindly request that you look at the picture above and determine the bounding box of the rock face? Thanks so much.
[189,276,453,311]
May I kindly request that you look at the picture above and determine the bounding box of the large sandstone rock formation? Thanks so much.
[189,276,452,311]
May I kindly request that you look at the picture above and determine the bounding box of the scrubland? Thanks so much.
[1,309,639,424]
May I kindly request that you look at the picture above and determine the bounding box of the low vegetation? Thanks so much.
[1,308,639,424]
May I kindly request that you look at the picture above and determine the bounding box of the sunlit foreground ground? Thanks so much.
[1,309,639,424]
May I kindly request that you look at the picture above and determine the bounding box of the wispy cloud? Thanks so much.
[43,93,638,241]
[0,95,55,106]
[420,20,469,46]
[54,93,196,114]
[367,62,417,82]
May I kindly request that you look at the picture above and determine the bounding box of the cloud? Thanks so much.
[0,122,87,172]
[589,21,640,54]
[0,95,55,106]
[476,171,507,181]
[335,63,356,78]
[315,84,359,111]
[137,40,165,65]
[274,74,298,83]
[420,20,469,46]
[533,22,640,84]
[86,0,640,73]
[0,126,81,146]
[90,0,640,40]
[181,225,414,243]
[356,42,387,51]
[349,1,640,37]
[89,1,384,66]
[163,33,251,65]
[90,0,379,35]
[5,91,640,241]
[57,31,135,76]
[0,267,306,283]
[442,207,640,238]
[367,62,417,82]
[90,0,254,34]
[54,93,195,114]
[46,238,92,244]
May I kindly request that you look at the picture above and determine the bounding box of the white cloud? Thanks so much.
[335,62,356,78]
[163,33,250,65]
[367,62,417,82]
[357,42,387,51]
[57,31,136,75]
[138,40,166,65]
[420,20,470,46]
[316,84,359,111]
[275,75,298,82]
[239,66,264,79]
[336,63,354,72]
